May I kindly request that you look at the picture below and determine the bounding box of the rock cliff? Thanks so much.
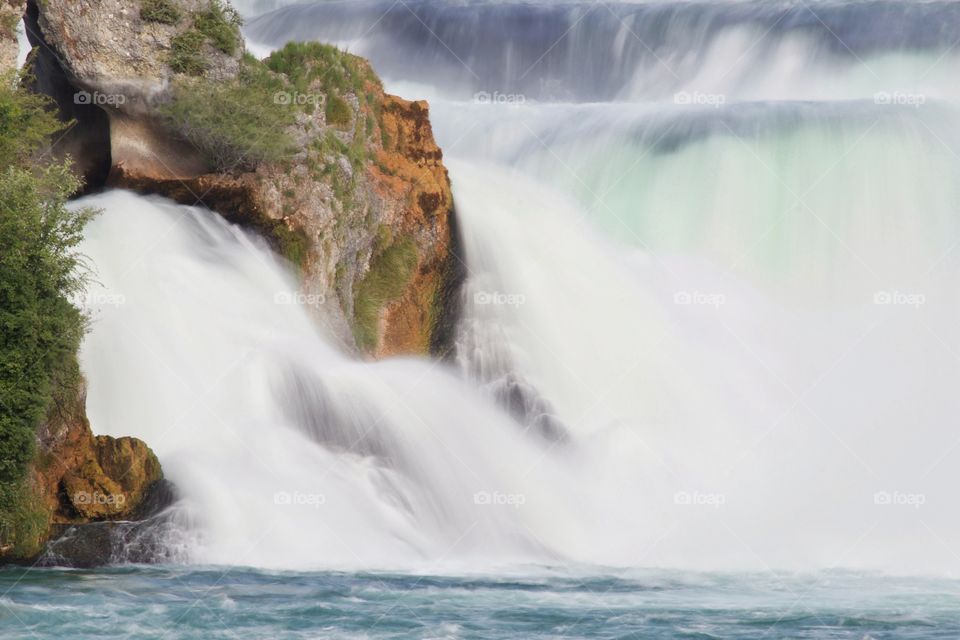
[0,1,21,72]
[28,0,463,358]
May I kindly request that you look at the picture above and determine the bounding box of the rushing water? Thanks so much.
[4,567,960,639]
[9,0,960,638]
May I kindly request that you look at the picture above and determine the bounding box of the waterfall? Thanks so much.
[74,0,960,574]
[76,191,629,570]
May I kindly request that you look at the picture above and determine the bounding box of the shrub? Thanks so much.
[167,1,243,75]
[264,41,380,98]
[0,74,96,553]
[0,78,63,168]
[194,0,243,55]
[160,58,297,171]
[325,95,351,127]
[141,0,182,25]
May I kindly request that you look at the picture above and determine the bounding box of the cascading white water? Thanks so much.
[76,191,650,570]
[73,0,960,575]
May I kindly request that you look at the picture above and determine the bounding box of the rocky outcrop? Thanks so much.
[26,0,463,358]
[3,378,168,560]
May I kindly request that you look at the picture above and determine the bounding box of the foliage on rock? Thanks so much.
[140,0,182,25]
[168,0,243,75]
[161,54,296,172]
[0,72,98,555]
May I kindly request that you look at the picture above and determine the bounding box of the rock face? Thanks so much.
[24,0,241,187]
[2,379,167,561]
[0,1,23,72]
[27,0,463,358]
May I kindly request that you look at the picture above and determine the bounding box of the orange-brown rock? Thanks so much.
[30,381,163,530]
[22,0,463,358]
[108,67,462,360]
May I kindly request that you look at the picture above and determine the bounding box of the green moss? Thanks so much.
[352,232,419,352]
[269,222,309,268]
[325,95,351,128]
[169,29,207,76]
[141,0,182,25]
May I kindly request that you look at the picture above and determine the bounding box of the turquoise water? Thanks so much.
[2,567,959,639]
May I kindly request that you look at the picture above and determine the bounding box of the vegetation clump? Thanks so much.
[169,29,207,76]
[168,0,243,75]
[140,0,182,25]
[325,95,351,128]
[194,0,243,55]
[352,227,419,352]
[0,73,96,555]
[161,55,297,171]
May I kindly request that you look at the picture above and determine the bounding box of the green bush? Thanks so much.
[194,0,243,55]
[167,1,243,75]
[160,58,297,171]
[141,0,182,25]
[0,73,96,553]
[264,41,379,98]
[0,80,63,168]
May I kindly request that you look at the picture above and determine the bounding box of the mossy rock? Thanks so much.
[353,231,419,353]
